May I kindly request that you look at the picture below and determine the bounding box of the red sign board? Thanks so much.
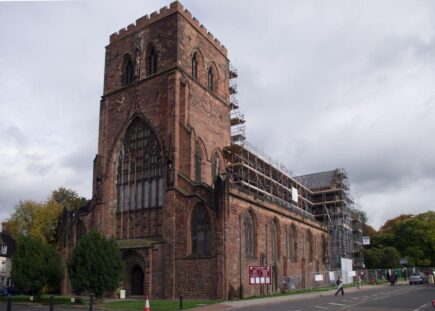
[249,266,272,285]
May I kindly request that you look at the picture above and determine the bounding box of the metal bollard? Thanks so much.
[179,295,183,310]
[89,294,93,311]
[49,295,54,311]
[7,294,12,311]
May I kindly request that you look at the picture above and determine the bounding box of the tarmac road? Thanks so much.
[229,284,435,311]
[2,284,434,311]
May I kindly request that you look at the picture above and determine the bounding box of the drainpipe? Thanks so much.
[265,224,268,295]
[239,215,243,298]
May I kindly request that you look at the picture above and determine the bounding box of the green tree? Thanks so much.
[67,230,122,298]
[366,211,435,268]
[51,187,88,210]
[380,246,401,268]
[362,223,377,240]
[363,247,383,269]
[11,236,63,298]
[6,200,41,239]
[5,187,87,244]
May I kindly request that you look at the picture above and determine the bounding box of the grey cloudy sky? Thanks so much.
[0,0,434,229]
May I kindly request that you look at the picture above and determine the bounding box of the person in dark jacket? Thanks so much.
[335,277,344,296]
[390,272,396,285]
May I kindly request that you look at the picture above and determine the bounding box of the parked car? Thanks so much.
[409,272,428,285]
[0,287,20,296]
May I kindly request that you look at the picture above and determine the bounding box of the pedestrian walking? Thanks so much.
[335,277,344,296]
[390,272,396,286]
[356,274,362,289]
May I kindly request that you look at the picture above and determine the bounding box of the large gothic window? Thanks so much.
[271,220,279,262]
[194,143,202,183]
[122,55,134,85]
[245,212,255,257]
[191,205,211,256]
[116,118,163,211]
[192,53,198,80]
[289,224,298,262]
[146,45,158,76]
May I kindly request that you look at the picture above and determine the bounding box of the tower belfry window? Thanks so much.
[122,56,134,85]
[207,67,214,91]
[192,53,198,80]
[195,143,202,183]
[146,45,158,76]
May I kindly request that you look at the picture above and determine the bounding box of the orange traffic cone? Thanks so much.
[144,296,150,311]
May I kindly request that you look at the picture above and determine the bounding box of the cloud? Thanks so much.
[0,0,434,230]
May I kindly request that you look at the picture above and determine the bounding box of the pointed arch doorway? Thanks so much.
[131,265,144,296]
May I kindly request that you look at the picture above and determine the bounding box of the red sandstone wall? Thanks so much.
[225,188,329,297]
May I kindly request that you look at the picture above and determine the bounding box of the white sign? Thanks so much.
[348,271,356,277]
[362,236,370,245]
[292,187,298,203]
[120,290,126,299]
[341,258,353,284]
[329,271,336,281]
[315,274,324,281]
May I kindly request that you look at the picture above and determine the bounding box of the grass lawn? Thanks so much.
[102,299,217,310]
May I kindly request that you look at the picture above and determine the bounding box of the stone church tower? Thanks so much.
[66,1,232,299]
[62,1,330,300]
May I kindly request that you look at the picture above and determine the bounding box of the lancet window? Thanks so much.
[191,204,211,256]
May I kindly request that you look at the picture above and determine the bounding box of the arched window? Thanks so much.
[191,205,211,256]
[306,230,314,262]
[322,235,328,264]
[146,45,158,76]
[192,53,198,80]
[116,118,163,212]
[207,67,214,91]
[122,55,134,85]
[211,151,220,181]
[245,212,255,257]
[194,143,202,183]
[271,220,279,262]
[289,224,297,262]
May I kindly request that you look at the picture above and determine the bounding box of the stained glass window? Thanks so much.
[116,118,163,211]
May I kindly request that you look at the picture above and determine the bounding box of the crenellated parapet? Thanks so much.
[109,1,227,55]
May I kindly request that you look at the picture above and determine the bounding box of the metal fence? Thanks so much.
[283,267,435,291]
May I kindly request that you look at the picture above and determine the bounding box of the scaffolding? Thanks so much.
[225,65,363,269]
[229,64,246,144]
[224,142,314,219]
[295,169,363,269]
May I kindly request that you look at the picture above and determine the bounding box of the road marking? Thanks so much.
[413,302,429,311]
[328,302,346,306]
[315,306,328,309]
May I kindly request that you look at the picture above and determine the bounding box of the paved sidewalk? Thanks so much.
[192,282,403,310]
